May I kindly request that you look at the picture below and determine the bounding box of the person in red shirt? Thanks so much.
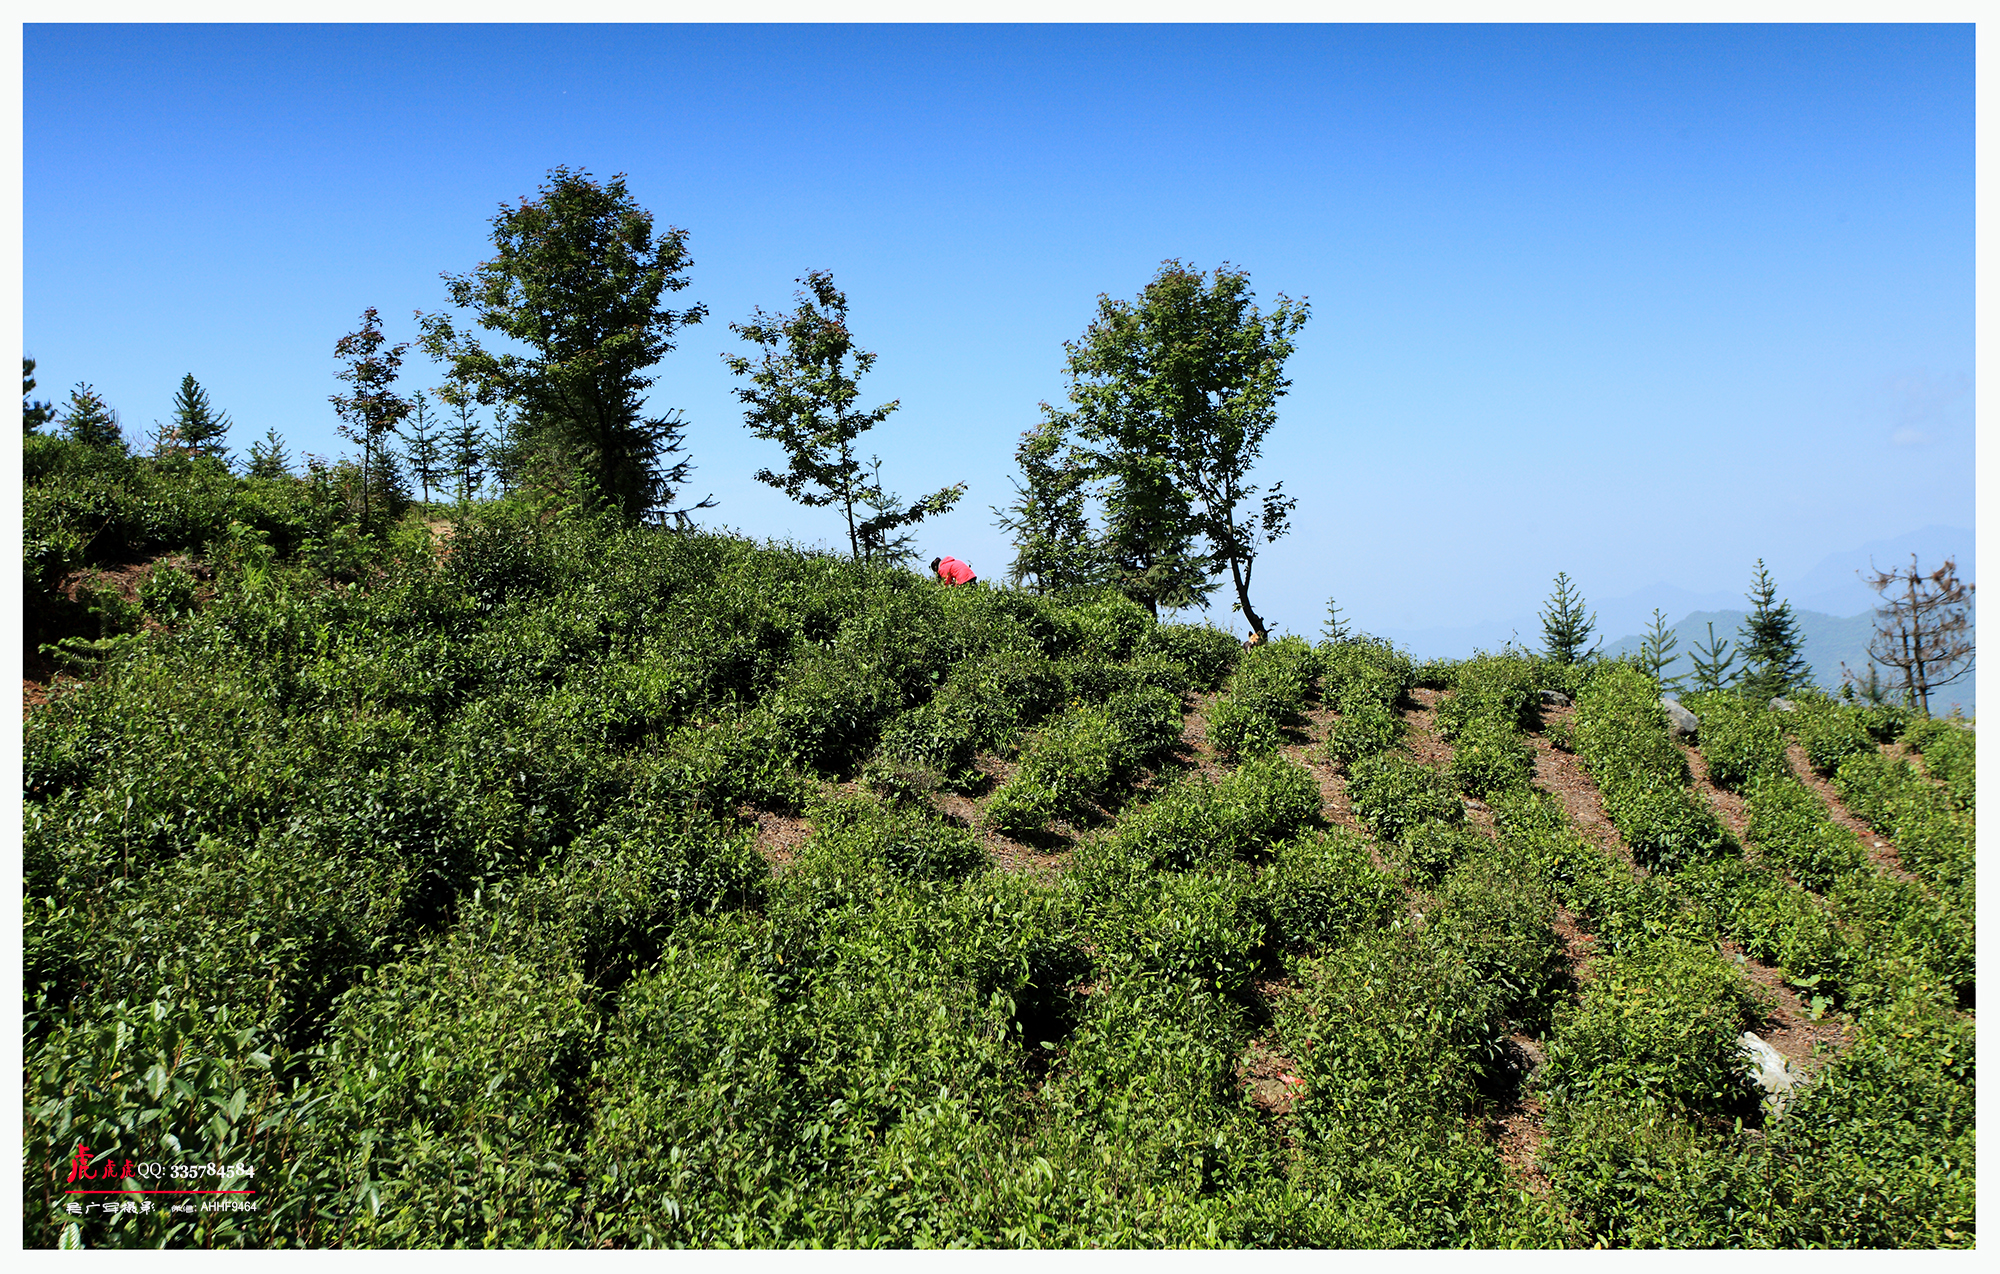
[930,556,976,586]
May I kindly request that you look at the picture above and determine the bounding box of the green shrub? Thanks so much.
[1788,696,1874,775]
[1109,755,1320,872]
[1904,716,1975,811]
[1396,820,1487,885]
[1444,716,1536,798]
[1685,692,1789,790]
[1344,752,1463,844]
[1321,701,1404,768]
[1538,936,1761,1119]
[1742,771,1868,891]
[1205,693,1282,760]
[804,794,987,882]
[1433,653,1541,741]
[1255,829,1398,952]
[1431,847,1569,1031]
[1135,622,1241,692]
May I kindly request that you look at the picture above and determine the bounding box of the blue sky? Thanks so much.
[22,23,1975,645]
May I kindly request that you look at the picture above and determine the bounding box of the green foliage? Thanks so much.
[1737,559,1811,701]
[1444,717,1537,799]
[725,270,964,563]
[1432,652,1542,741]
[427,166,705,520]
[1105,755,1321,873]
[1636,607,1684,691]
[1788,693,1875,775]
[985,685,1182,835]
[161,372,232,459]
[1538,937,1761,1118]
[1255,828,1399,952]
[1204,634,1319,761]
[1687,621,1738,694]
[1041,259,1308,632]
[1831,749,1975,896]
[1573,664,1730,870]
[1683,690,1789,790]
[1903,716,1975,812]
[1344,752,1463,845]
[138,562,199,620]
[1538,571,1599,666]
[61,381,124,449]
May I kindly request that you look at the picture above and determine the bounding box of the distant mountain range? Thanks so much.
[1372,524,1974,715]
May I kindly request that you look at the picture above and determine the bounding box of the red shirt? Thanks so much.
[937,557,976,586]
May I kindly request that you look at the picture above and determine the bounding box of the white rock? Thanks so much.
[1738,1031,1796,1110]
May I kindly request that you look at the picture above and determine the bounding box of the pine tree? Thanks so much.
[1738,559,1811,701]
[1860,554,1974,714]
[23,358,55,433]
[162,373,232,458]
[1688,621,1738,694]
[1637,607,1684,690]
[398,391,447,508]
[1322,598,1351,644]
[246,427,292,479]
[1538,572,1600,666]
[60,383,123,449]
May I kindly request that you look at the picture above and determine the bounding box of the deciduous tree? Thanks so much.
[330,307,412,525]
[425,167,705,521]
[725,270,962,563]
[1859,554,1974,714]
[1049,260,1308,634]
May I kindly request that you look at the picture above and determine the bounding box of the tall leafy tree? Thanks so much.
[1738,559,1811,701]
[330,307,412,525]
[725,270,963,563]
[23,358,55,433]
[1860,554,1974,714]
[1048,260,1308,633]
[160,373,232,459]
[60,383,123,449]
[1538,572,1600,666]
[424,166,705,521]
[992,420,1104,593]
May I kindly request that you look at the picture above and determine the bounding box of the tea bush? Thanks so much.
[1432,653,1542,741]
[1444,717,1536,799]
[1255,829,1399,953]
[1787,694,1875,776]
[1344,752,1464,845]
[1204,635,1320,761]
[1832,750,1975,896]
[1537,936,1761,1119]
[1573,665,1731,870]
[1683,692,1789,790]
[1903,716,1975,812]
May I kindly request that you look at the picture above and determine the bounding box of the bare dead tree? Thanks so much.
[1855,554,1974,714]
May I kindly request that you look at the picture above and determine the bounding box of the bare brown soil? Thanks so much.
[1521,704,1643,875]
[1721,938,1851,1087]
[1236,1034,1308,1119]
[743,807,812,873]
[23,556,201,719]
[1681,742,1749,841]
[1783,742,1921,884]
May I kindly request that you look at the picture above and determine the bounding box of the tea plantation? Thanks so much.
[22,446,1975,1248]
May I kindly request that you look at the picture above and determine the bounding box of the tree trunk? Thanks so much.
[1229,555,1266,643]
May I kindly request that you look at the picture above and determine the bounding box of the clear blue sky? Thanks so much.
[23,23,1974,644]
